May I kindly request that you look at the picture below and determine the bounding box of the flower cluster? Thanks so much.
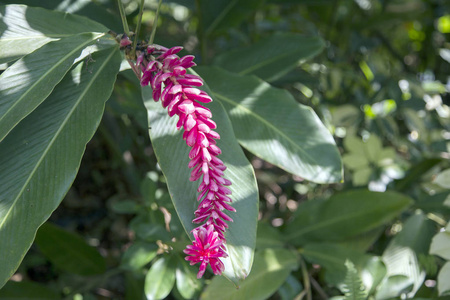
[121,36,234,278]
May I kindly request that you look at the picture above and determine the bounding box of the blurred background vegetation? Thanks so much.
[0,0,449,299]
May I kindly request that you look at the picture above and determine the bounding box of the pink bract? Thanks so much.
[124,40,234,278]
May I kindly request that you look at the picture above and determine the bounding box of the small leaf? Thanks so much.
[196,66,343,184]
[201,248,298,300]
[284,190,412,245]
[0,4,108,63]
[365,135,383,163]
[342,153,369,170]
[214,33,325,82]
[430,227,450,260]
[0,46,121,288]
[343,260,367,300]
[35,222,106,275]
[437,262,450,296]
[278,275,303,300]
[353,167,373,186]
[120,242,158,271]
[375,275,413,300]
[434,169,450,189]
[175,256,201,299]
[144,256,176,300]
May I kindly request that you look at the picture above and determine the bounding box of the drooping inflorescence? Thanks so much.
[120,35,234,278]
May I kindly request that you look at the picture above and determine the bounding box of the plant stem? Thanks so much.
[131,0,145,59]
[117,0,130,35]
[149,0,163,45]
[300,257,312,300]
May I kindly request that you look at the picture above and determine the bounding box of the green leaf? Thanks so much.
[352,167,373,186]
[284,190,412,245]
[434,169,450,189]
[437,262,450,296]
[343,260,367,300]
[34,222,106,275]
[142,73,259,285]
[120,242,158,271]
[175,256,201,300]
[277,275,303,300]
[199,0,262,36]
[381,246,424,298]
[196,66,342,184]
[213,33,325,82]
[375,275,413,300]
[0,46,121,288]
[0,32,108,142]
[430,226,450,260]
[301,243,371,286]
[201,248,298,300]
[144,256,176,300]
[0,4,108,63]
[0,281,59,299]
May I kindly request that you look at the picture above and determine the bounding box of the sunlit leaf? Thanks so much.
[0,46,121,288]
[197,66,342,184]
[0,4,108,63]
[142,71,259,285]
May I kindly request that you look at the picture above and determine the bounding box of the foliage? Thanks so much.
[0,0,449,299]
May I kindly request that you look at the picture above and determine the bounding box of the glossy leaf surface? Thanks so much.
[197,66,342,184]
[0,32,107,141]
[0,4,108,63]
[284,190,412,245]
[0,46,121,288]
[214,33,325,82]
[142,76,259,285]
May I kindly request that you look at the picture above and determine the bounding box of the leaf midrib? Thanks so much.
[211,91,317,165]
[0,46,116,231]
[0,33,105,139]
[285,202,404,241]
[238,45,319,76]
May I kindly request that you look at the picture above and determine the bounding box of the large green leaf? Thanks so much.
[213,33,325,82]
[201,248,298,300]
[0,32,109,142]
[142,73,259,285]
[284,190,412,245]
[144,256,176,300]
[34,222,106,275]
[199,0,262,36]
[196,66,342,184]
[0,4,108,63]
[0,46,121,288]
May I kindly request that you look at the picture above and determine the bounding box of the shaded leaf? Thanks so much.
[430,227,450,260]
[201,248,298,300]
[375,275,413,300]
[0,32,108,141]
[35,222,106,275]
[199,0,261,36]
[0,4,108,63]
[0,281,59,299]
[284,190,412,245]
[0,46,121,288]
[214,33,325,82]
[142,73,259,285]
[434,169,450,189]
[197,66,342,184]
[120,242,158,271]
